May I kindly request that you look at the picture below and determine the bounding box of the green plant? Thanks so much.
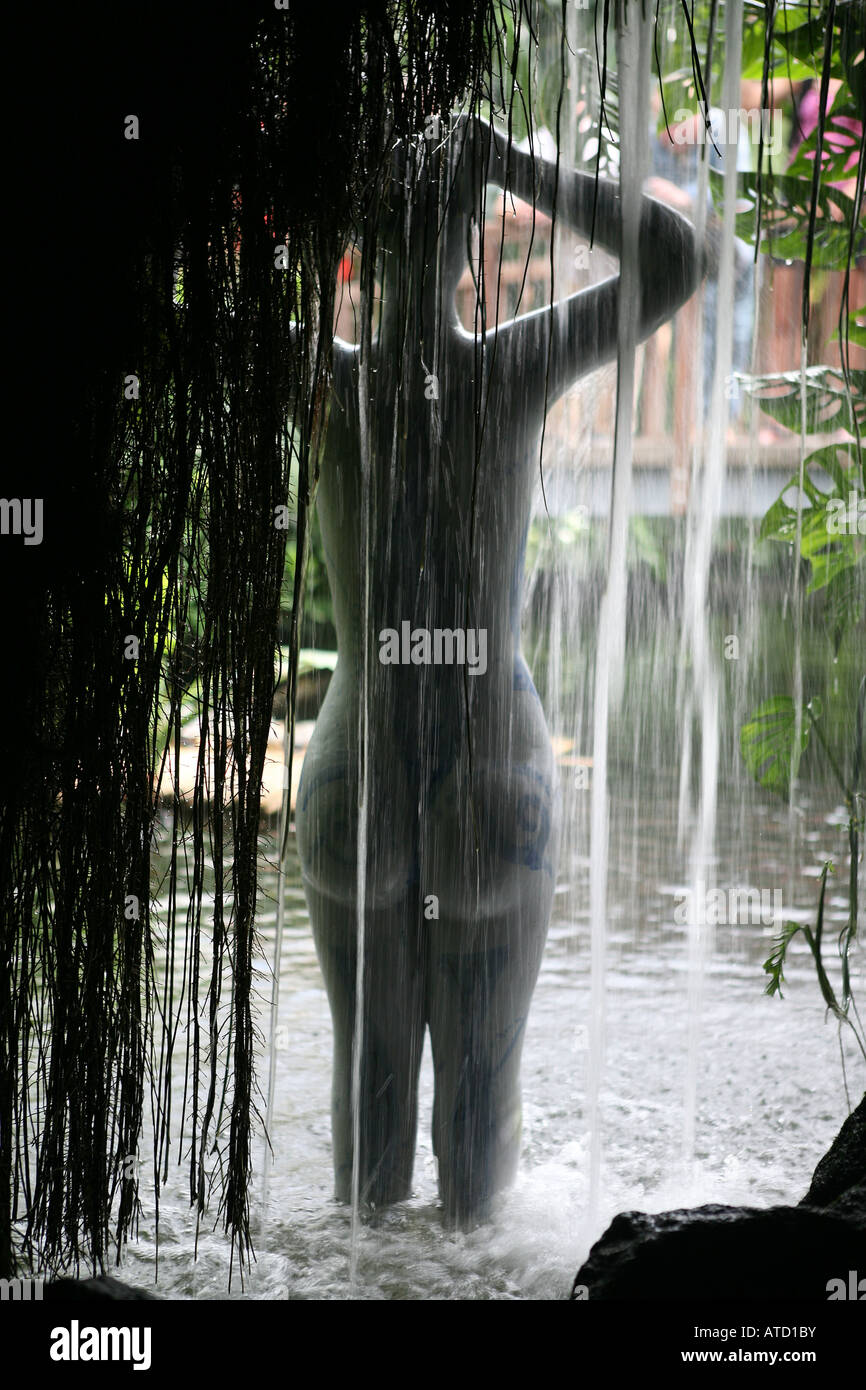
[738,367,865,1094]
[755,680,865,1094]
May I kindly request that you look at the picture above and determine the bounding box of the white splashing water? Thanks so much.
[679,0,743,1177]
[585,1,651,1227]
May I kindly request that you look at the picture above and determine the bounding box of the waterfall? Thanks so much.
[350,274,375,1286]
[679,0,743,1180]
[585,0,652,1227]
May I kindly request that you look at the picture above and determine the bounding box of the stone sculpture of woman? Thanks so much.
[296,116,699,1224]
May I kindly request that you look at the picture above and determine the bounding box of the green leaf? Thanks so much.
[714,170,861,271]
[801,523,858,595]
[822,564,866,653]
[759,472,824,544]
[787,101,863,185]
[764,920,803,999]
[805,443,861,495]
[740,13,824,82]
[740,694,817,795]
[757,445,863,594]
[773,18,825,69]
[830,307,866,350]
[840,2,866,108]
[742,369,866,436]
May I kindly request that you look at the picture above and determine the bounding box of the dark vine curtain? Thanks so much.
[0,0,505,1278]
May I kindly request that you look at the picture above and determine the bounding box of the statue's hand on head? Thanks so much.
[436,111,702,402]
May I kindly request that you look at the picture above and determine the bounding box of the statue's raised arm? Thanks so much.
[462,117,701,403]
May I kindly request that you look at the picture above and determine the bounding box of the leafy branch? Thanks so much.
[751,679,866,1094]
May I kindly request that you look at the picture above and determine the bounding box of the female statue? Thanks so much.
[296,117,699,1224]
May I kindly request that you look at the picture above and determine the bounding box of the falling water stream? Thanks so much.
[678,0,744,1182]
[111,10,863,1300]
[586,0,650,1228]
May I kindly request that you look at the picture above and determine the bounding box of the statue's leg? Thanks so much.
[303,880,425,1208]
[296,692,422,1209]
[423,741,560,1225]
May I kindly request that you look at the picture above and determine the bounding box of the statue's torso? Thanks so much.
[317,336,545,702]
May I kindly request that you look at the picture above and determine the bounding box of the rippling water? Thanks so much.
[115,768,860,1301]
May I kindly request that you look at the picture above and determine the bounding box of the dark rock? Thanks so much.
[801,1092,866,1224]
[572,1095,866,1299]
[45,1275,158,1300]
[572,1204,865,1300]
